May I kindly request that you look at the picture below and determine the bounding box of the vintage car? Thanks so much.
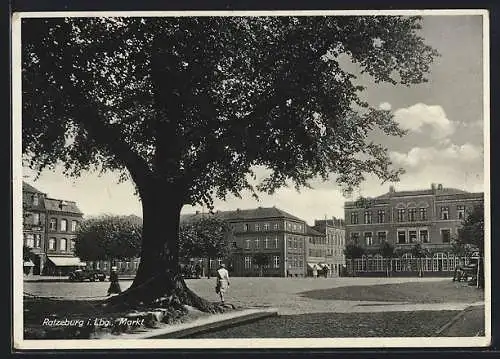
[68,269,107,282]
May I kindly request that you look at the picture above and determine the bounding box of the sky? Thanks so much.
[20,14,486,226]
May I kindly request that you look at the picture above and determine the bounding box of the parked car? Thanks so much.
[68,269,107,282]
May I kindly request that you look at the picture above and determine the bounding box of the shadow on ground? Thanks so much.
[189,310,462,338]
[298,281,484,304]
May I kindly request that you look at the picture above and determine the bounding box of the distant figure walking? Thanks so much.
[312,266,318,278]
[215,263,230,304]
[107,266,122,296]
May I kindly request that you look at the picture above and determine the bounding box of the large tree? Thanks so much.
[22,16,438,309]
[74,215,142,269]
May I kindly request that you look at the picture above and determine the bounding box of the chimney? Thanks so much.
[389,185,395,193]
[195,210,200,215]
[431,183,436,191]
[437,183,443,190]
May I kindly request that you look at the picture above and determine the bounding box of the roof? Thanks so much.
[44,197,83,215]
[23,181,45,194]
[180,207,306,224]
[218,207,305,222]
[375,187,469,200]
[306,225,325,237]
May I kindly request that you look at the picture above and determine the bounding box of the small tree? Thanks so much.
[411,243,430,277]
[75,215,142,272]
[344,242,366,276]
[252,253,269,277]
[378,241,395,277]
[458,203,484,288]
[179,216,231,278]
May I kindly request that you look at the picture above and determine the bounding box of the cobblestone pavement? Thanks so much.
[23,276,483,315]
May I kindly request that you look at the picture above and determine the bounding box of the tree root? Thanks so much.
[103,270,221,314]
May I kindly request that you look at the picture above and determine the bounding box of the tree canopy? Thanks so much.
[23,16,438,208]
[178,216,231,262]
[344,242,366,259]
[458,203,484,255]
[74,215,142,262]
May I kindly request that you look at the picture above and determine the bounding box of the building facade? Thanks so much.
[310,218,346,277]
[22,182,85,275]
[215,207,308,277]
[344,183,484,275]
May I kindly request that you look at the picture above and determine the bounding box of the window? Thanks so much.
[254,238,260,249]
[293,224,297,231]
[441,229,451,243]
[34,234,41,248]
[69,239,75,251]
[377,231,387,243]
[60,219,68,232]
[377,210,385,223]
[420,229,429,243]
[350,212,359,224]
[245,239,250,249]
[457,205,465,220]
[351,232,360,245]
[274,237,279,248]
[48,237,56,250]
[32,195,39,206]
[440,207,449,220]
[60,238,67,251]
[255,224,260,231]
[71,220,78,232]
[408,208,417,222]
[273,255,280,268]
[264,223,270,231]
[273,223,279,230]
[264,237,269,248]
[397,230,406,244]
[409,230,417,243]
[419,208,427,221]
[364,211,372,224]
[244,224,249,232]
[397,209,406,222]
[364,232,373,246]
[25,234,34,248]
[49,218,57,231]
[32,213,40,225]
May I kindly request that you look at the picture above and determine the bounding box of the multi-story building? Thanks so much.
[344,183,484,275]
[22,181,85,275]
[180,207,308,277]
[22,182,47,274]
[311,218,346,277]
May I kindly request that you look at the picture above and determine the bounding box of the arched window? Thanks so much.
[374,254,384,271]
[433,252,447,271]
[48,238,56,250]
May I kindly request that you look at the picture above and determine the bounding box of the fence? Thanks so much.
[346,255,473,275]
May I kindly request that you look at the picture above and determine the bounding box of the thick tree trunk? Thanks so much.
[105,183,219,313]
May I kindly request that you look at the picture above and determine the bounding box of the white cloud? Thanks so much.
[390,143,483,169]
[378,102,392,111]
[394,103,456,139]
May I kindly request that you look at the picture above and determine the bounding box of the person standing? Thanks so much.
[215,263,230,304]
[312,266,318,278]
[107,266,122,296]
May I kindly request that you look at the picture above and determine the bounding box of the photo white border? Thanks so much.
[12,9,491,350]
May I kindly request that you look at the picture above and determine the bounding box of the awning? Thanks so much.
[307,263,320,270]
[24,260,35,267]
[321,263,330,270]
[48,256,86,267]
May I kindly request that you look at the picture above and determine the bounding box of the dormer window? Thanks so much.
[32,195,39,206]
